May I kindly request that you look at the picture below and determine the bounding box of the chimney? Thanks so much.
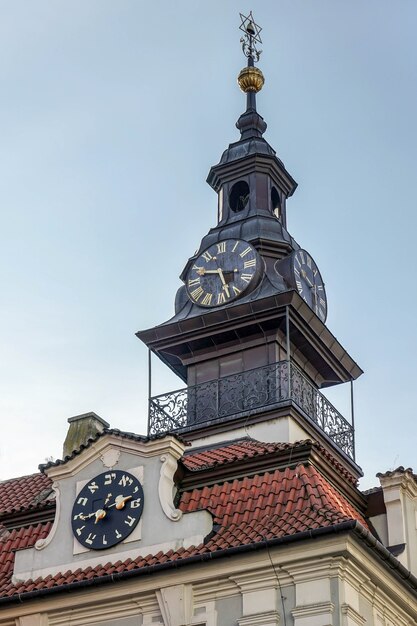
[63,412,110,458]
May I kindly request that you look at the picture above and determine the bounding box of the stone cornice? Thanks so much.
[341,603,366,626]
[291,602,334,618]
[238,611,280,626]
[229,570,292,591]
[379,471,417,500]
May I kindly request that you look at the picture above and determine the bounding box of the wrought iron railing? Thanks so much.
[148,361,354,459]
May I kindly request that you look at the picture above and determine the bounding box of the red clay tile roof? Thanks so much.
[183,438,358,486]
[180,464,368,534]
[183,439,295,470]
[0,460,368,600]
[0,473,53,517]
[0,523,52,590]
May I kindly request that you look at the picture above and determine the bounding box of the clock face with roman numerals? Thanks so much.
[291,249,327,322]
[71,470,144,550]
[186,239,263,307]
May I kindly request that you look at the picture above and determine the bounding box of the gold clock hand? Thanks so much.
[197,269,222,275]
[78,510,100,521]
[217,268,226,286]
[216,269,231,298]
[94,508,106,524]
[115,495,132,510]
[108,495,133,510]
[301,269,314,288]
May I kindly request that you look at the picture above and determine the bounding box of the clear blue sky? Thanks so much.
[0,2,416,488]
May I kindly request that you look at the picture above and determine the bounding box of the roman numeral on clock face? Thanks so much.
[201,292,213,306]
[186,240,261,308]
[190,286,204,301]
[202,251,213,262]
[240,246,252,258]
[188,277,200,287]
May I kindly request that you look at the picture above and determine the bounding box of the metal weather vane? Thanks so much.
[239,11,262,62]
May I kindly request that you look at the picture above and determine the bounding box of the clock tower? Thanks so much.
[137,13,362,481]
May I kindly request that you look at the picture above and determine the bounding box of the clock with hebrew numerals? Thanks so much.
[185,239,263,307]
[71,469,144,550]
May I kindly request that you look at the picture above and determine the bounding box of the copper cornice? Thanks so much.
[137,291,363,384]
[207,151,297,197]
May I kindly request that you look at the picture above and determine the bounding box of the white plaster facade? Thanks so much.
[13,434,212,583]
[376,469,417,577]
[3,532,417,626]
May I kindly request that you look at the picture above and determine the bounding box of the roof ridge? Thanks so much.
[183,438,358,486]
[298,465,366,526]
[0,472,43,484]
[184,436,252,454]
[39,429,189,472]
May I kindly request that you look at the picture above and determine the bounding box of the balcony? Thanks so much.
[148,361,355,460]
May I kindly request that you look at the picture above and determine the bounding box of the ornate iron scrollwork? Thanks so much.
[148,361,354,459]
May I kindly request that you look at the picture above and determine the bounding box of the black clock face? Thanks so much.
[186,239,262,307]
[71,470,144,550]
[292,249,327,322]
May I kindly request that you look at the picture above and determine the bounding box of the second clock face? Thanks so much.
[292,249,327,322]
[186,239,262,307]
[71,470,144,550]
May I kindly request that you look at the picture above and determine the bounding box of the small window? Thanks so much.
[271,186,281,219]
[229,181,250,213]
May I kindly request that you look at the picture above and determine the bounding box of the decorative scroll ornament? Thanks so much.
[239,11,263,62]
[159,454,183,521]
[35,482,60,550]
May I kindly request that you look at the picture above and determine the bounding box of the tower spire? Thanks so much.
[237,12,266,139]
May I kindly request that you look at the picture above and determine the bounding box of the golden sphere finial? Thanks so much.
[237,66,265,94]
